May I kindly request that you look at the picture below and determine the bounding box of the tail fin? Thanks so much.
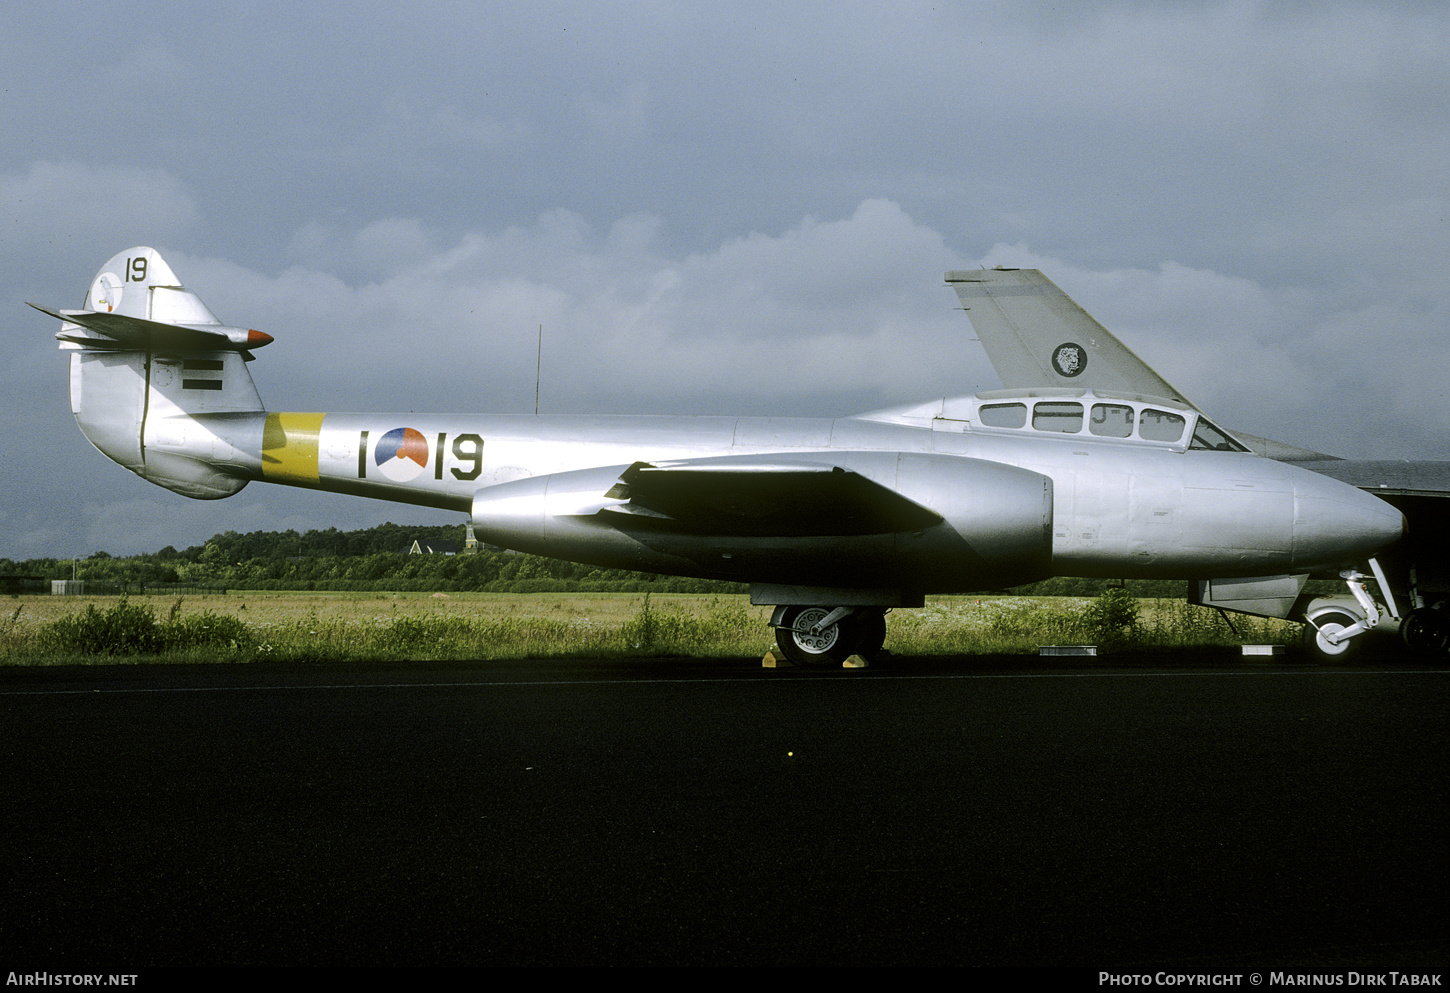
[945,267,1339,460]
[945,268,1191,404]
[32,247,269,499]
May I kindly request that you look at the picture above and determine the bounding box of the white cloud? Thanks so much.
[154,198,1448,460]
[168,200,975,419]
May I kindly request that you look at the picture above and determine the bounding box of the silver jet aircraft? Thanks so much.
[32,247,1405,664]
[949,267,1450,656]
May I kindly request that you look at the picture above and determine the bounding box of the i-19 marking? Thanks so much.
[356,430,483,481]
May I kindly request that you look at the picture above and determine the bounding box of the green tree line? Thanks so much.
[0,523,744,594]
[3,521,1209,597]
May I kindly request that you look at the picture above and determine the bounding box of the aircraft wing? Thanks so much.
[600,459,943,537]
[1306,461,1450,498]
[946,268,1191,404]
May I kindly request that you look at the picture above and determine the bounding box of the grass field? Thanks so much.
[0,590,1301,665]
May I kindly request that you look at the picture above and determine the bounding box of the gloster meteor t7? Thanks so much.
[32,248,1405,663]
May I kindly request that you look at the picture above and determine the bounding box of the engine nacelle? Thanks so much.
[471,452,1053,594]
[886,451,1054,591]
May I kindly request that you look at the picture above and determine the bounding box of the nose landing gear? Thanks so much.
[1302,559,1408,661]
[1303,608,1365,660]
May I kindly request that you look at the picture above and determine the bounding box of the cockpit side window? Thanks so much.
[1189,417,1250,452]
[1139,408,1186,442]
[1089,403,1134,438]
[1033,401,1084,433]
[979,402,1027,428]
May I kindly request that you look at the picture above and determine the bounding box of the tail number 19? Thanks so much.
[435,433,483,481]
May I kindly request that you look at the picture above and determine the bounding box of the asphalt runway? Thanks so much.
[1,652,1446,969]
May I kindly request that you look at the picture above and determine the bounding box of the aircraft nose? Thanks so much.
[1293,471,1404,570]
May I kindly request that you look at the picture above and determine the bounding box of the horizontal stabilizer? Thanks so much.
[29,303,273,353]
[600,459,943,537]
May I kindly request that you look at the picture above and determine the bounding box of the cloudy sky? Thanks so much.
[4,1,1447,558]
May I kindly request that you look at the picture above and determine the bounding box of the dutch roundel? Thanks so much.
[374,427,429,481]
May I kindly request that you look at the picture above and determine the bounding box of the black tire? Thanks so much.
[1303,610,1362,661]
[1400,607,1449,654]
[776,606,861,667]
[855,610,888,662]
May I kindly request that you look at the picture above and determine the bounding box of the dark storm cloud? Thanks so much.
[4,1,1446,555]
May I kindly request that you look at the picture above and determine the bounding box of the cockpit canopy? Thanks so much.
[857,388,1250,453]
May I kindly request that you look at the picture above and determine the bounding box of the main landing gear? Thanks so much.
[771,605,888,667]
[1399,602,1449,654]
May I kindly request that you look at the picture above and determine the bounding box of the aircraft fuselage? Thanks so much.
[150,396,1402,592]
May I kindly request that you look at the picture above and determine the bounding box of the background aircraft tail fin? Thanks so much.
[946,268,1192,405]
[38,247,265,499]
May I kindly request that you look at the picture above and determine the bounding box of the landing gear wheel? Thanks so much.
[1304,610,1362,661]
[776,606,862,667]
[1400,607,1449,654]
[855,610,887,662]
